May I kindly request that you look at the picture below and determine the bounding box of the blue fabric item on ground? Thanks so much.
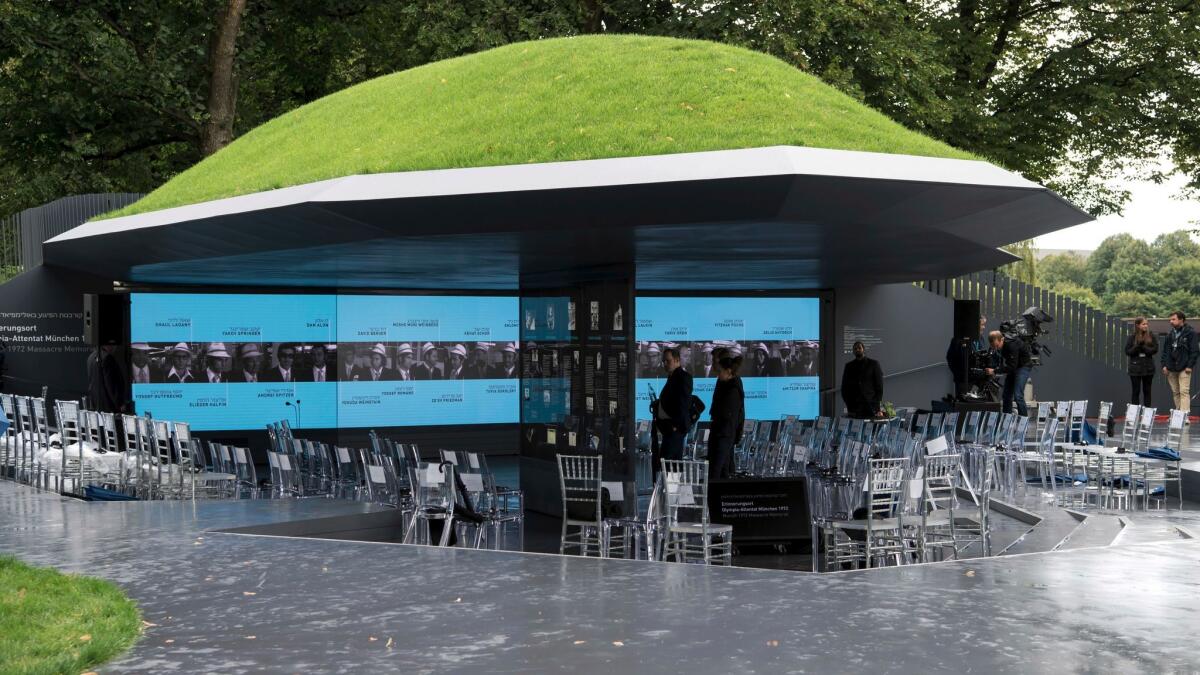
[83,485,139,501]
[1136,447,1181,461]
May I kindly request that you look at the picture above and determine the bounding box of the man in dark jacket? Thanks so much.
[87,341,127,413]
[841,341,883,419]
[988,331,1032,416]
[1161,311,1197,417]
[654,346,693,476]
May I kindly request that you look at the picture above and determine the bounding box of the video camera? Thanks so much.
[999,306,1053,365]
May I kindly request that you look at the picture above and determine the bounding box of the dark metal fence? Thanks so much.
[918,271,1129,371]
[0,193,144,282]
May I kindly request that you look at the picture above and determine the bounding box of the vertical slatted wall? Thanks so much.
[918,271,1128,371]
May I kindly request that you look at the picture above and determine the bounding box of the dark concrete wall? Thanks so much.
[0,265,114,400]
[832,282,1191,417]
[833,283,955,411]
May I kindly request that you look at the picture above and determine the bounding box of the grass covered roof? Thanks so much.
[110,34,975,218]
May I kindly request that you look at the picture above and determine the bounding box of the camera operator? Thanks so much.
[987,330,1032,416]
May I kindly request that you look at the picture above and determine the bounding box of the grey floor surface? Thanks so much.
[3,480,1200,674]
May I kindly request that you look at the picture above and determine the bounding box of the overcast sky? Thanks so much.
[1035,173,1200,251]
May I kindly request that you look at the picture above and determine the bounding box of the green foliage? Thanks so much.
[1085,233,1137,295]
[109,36,974,217]
[1049,282,1101,309]
[2,0,1199,219]
[1000,240,1037,284]
[1109,291,1162,319]
[0,556,140,674]
[1049,230,1200,318]
[1038,253,1087,289]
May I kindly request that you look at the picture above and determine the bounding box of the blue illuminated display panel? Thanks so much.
[634,296,821,421]
[130,293,519,431]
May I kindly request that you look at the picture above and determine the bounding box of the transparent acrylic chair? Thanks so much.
[826,457,910,570]
[660,459,732,565]
[557,454,604,556]
[230,445,262,498]
[602,479,663,560]
[917,453,962,562]
[404,461,457,546]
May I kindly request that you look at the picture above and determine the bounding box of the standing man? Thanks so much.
[164,343,195,384]
[129,343,156,385]
[465,342,493,379]
[489,342,518,378]
[413,342,442,380]
[261,343,298,383]
[987,330,1032,416]
[203,343,231,383]
[654,346,693,476]
[365,343,397,381]
[1161,311,1197,417]
[393,343,415,381]
[302,344,336,383]
[446,344,468,379]
[233,344,264,382]
[841,341,883,419]
[340,345,361,381]
[87,340,127,413]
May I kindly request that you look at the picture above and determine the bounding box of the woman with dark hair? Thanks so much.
[1125,316,1158,406]
[707,355,746,480]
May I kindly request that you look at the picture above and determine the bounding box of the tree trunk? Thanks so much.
[200,0,248,157]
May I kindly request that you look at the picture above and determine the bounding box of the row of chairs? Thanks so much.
[558,454,732,565]
[1,392,238,500]
[263,421,525,549]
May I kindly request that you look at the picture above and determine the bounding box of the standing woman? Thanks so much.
[707,355,746,480]
[1125,317,1158,406]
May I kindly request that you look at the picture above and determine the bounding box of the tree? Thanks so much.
[1038,252,1087,289]
[1000,239,1037,284]
[1161,290,1200,320]
[1085,233,1137,295]
[1159,259,1200,298]
[1049,282,1101,309]
[1109,290,1161,319]
[2,0,1199,219]
[1151,231,1200,270]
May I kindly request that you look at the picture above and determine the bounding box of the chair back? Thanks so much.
[409,460,456,512]
[941,412,960,439]
[979,411,1000,445]
[1136,406,1157,451]
[1009,416,1030,449]
[1121,404,1141,446]
[922,453,961,513]
[1069,400,1088,442]
[557,454,602,524]
[661,459,711,526]
[1097,401,1113,441]
[961,410,982,443]
[231,445,258,486]
[1040,418,1060,461]
[866,457,909,520]
[361,448,399,503]
[55,399,82,447]
[1165,409,1187,450]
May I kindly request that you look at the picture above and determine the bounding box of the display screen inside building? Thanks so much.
[129,293,520,430]
[634,296,821,421]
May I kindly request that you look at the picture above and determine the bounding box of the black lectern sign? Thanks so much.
[708,477,810,544]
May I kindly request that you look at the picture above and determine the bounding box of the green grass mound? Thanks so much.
[109,35,974,218]
[0,556,140,675]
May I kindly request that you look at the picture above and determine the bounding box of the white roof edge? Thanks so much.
[51,145,1040,243]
